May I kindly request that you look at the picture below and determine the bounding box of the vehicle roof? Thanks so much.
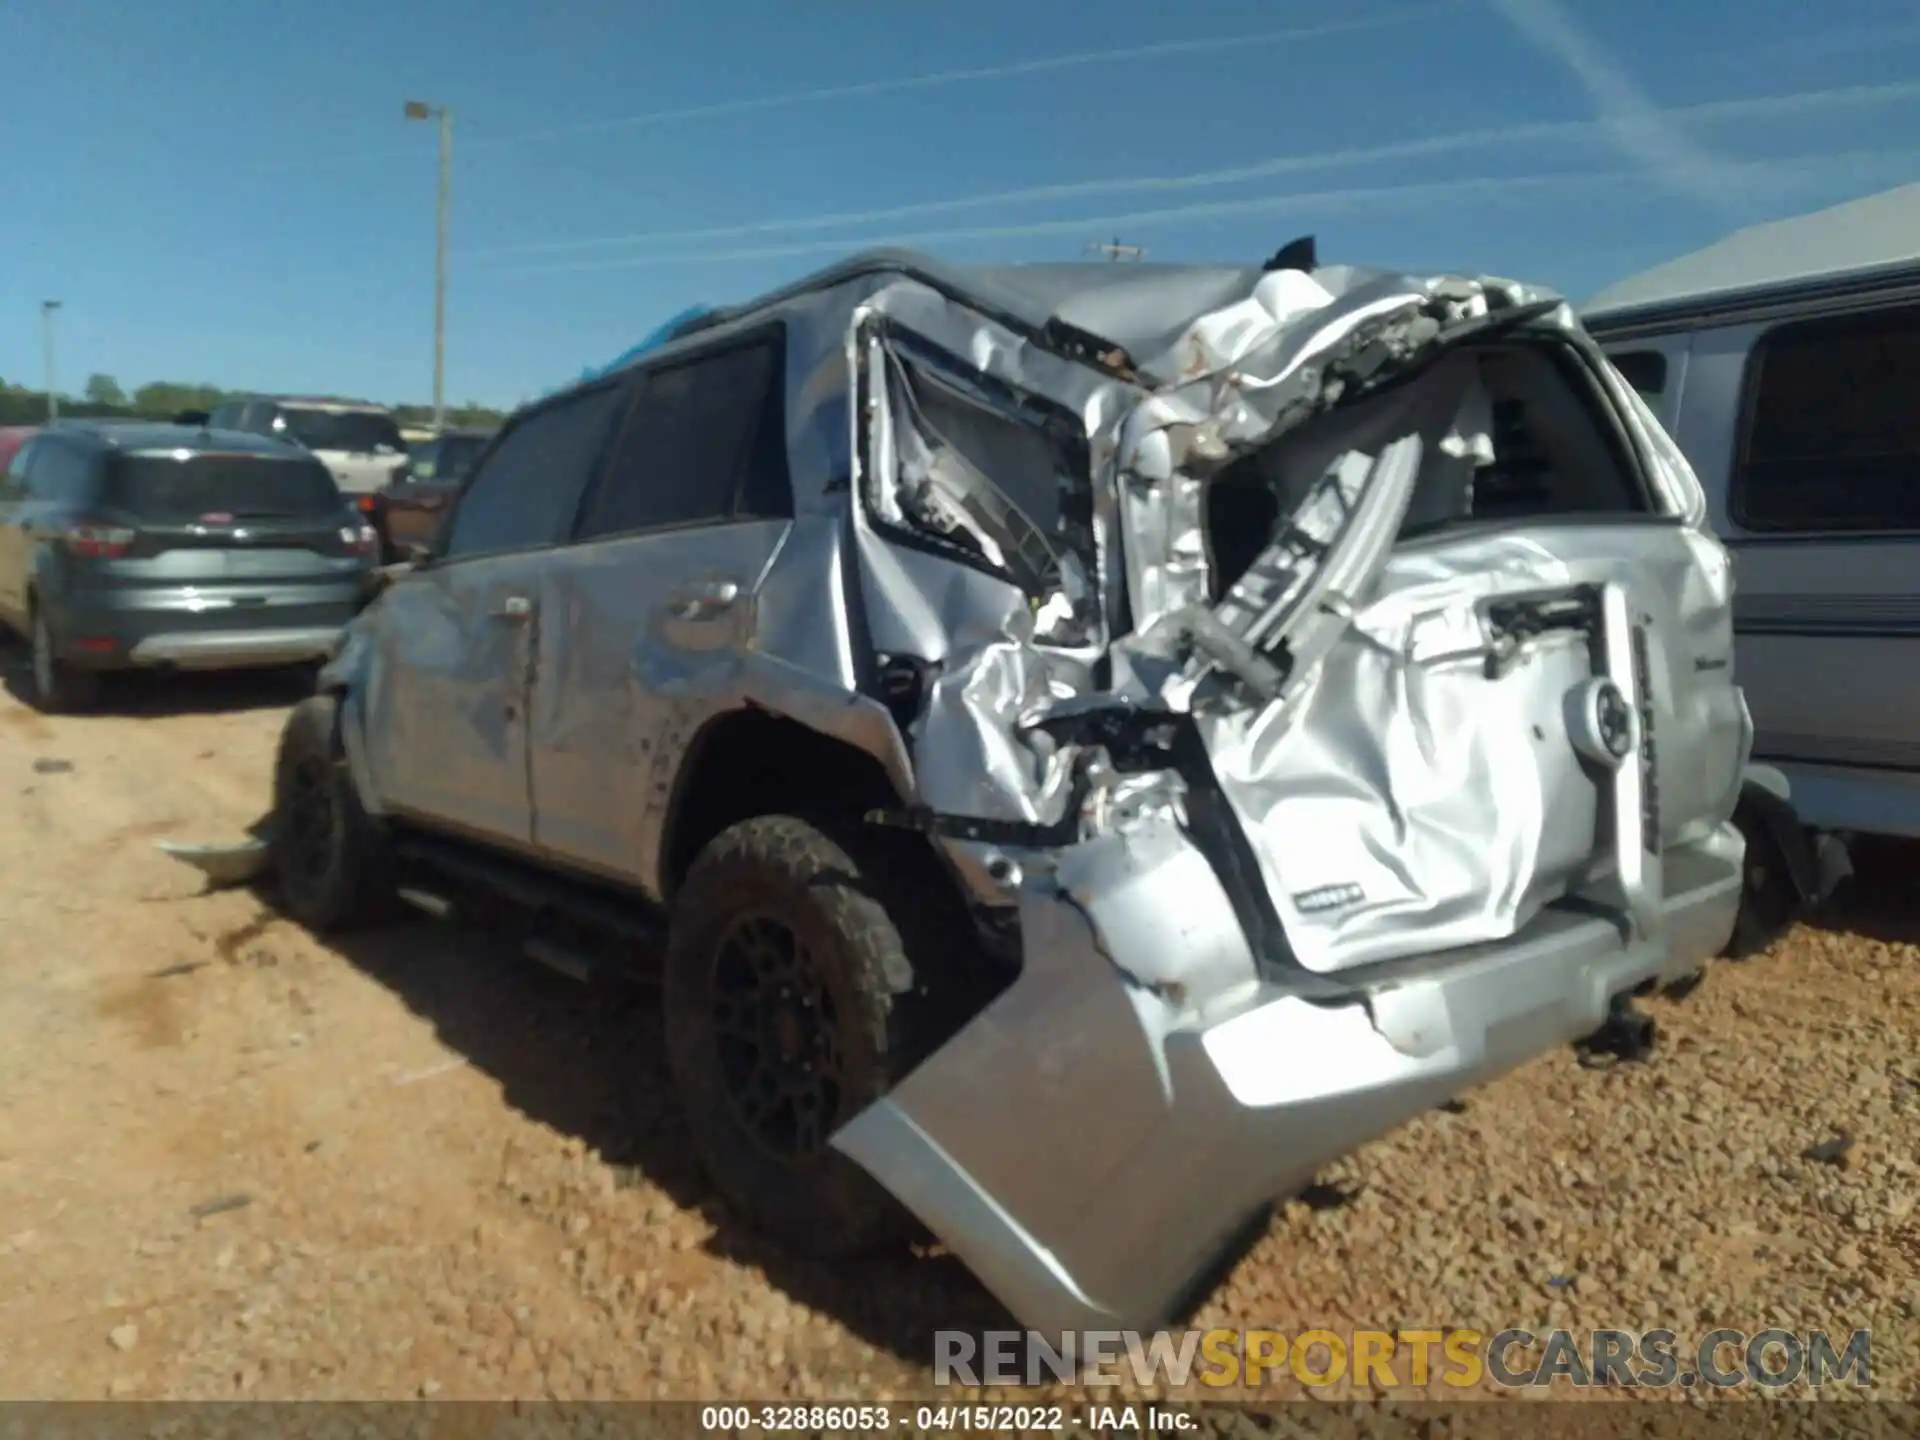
[246,395,395,414]
[1583,182,1920,326]
[657,247,1275,365]
[46,420,318,457]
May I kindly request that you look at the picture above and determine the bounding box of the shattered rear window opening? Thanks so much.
[1201,336,1654,594]
[871,338,1099,639]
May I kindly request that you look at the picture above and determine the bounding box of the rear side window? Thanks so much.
[1609,349,1667,402]
[103,453,344,521]
[576,335,789,540]
[4,439,38,496]
[441,385,626,559]
[28,439,94,503]
[1736,304,1920,532]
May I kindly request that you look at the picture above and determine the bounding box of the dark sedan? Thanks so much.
[370,429,493,561]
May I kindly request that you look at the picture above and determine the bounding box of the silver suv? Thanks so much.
[269,247,1754,1336]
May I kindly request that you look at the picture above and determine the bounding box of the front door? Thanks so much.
[362,551,547,845]
[358,380,632,851]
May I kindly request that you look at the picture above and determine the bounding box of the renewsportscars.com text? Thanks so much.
[933,1327,1873,1390]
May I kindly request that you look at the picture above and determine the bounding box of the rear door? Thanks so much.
[529,330,792,886]
[1707,301,1920,787]
[361,382,628,849]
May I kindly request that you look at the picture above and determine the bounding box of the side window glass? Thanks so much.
[21,441,55,499]
[576,337,788,540]
[411,442,440,481]
[441,386,626,559]
[2,441,35,498]
[1737,304,1920,532]
[32,442,90,503]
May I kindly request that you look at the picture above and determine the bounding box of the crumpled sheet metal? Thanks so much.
[156,837,272,888]
[855,259,1722,976]
[156,811,278,889]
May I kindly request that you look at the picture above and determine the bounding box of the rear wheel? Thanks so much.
[1724,807,1799,959]
[27,604,99,714]
[663,815,934,1258]
[270,694,393,931]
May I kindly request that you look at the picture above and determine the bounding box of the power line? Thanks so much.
[300,2,1460,170]
[462,78,1920,261]
[474,146,1920,278]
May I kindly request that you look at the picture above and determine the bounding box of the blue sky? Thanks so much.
[3,0,1918,410]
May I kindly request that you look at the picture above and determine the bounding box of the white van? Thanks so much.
[1583,184,1915,933]
[207,396,409,498]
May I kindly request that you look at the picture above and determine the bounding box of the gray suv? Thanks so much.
[0,421,381,711]
[269,247,1754,1336]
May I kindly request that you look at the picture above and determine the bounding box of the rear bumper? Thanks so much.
[46,588,365,672]
[124,627,345,669]
[832,821,1743,1337]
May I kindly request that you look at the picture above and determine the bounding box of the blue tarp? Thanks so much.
[578,305,712,383]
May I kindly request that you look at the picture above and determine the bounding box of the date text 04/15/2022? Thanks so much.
[698,1404,1197,1432]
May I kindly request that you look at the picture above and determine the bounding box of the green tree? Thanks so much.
[130,381,232,418]
[83,373,127,407]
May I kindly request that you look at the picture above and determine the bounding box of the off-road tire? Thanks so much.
[26,603,99,714]
[1724,806,1799,960]
[663,814,951,1260]
[271,694,393,932]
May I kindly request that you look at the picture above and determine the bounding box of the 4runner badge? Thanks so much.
[1293,882,1366,915]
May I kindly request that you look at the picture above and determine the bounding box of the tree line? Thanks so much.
[0,374,508,432]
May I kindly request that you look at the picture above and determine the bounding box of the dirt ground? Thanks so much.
[0,653,1916,1408]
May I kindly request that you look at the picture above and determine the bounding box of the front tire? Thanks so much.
[27,605,99,714]
[663,815,928,1259]
[270,694,392,931]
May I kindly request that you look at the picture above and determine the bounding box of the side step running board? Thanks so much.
[389,834,668,986]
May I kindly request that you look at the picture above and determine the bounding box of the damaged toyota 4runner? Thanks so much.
[267,246,1753,1336]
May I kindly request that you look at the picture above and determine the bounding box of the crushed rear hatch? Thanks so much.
[832,252,1751,1334]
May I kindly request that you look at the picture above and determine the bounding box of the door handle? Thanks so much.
[490,594,532,623]
[664,579,740,621]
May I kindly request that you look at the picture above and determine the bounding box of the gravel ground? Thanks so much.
[0,653,1914,1411]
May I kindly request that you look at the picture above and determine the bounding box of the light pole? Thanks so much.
[404,99,451,433]
[40,300,61,421]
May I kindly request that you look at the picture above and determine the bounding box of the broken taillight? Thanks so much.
[63,523,135,559]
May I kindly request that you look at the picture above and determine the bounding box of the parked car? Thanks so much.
[1584,184,1896,942]
[0,420,381,711]
[370,428,495,561]
[269,245,1752,1337]
[207,395,408,505]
